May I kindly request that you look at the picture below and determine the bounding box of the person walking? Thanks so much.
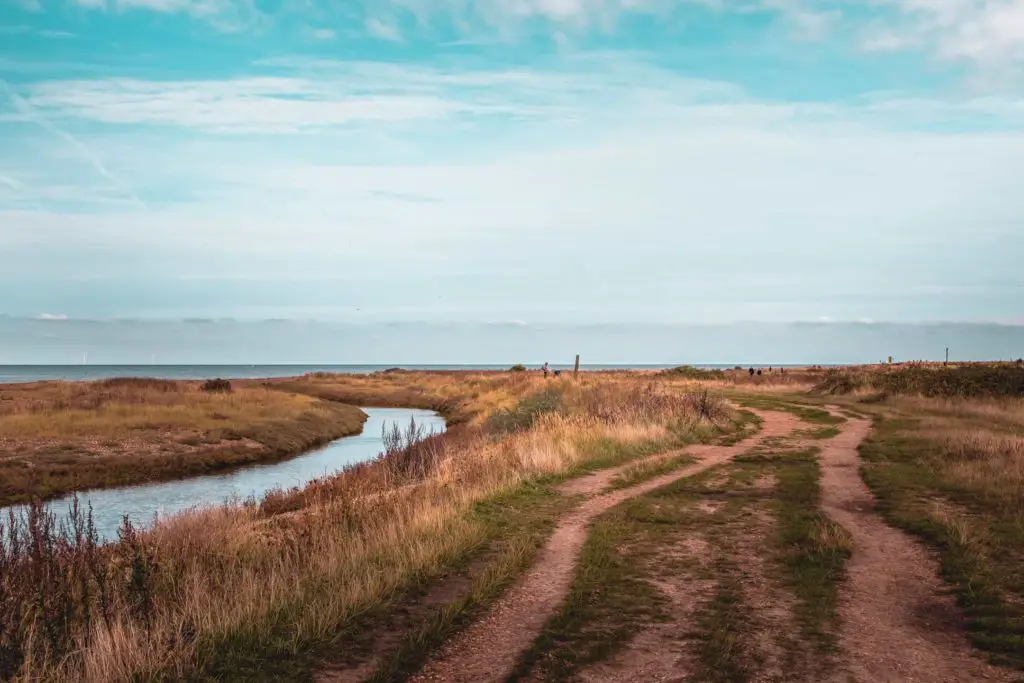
[542,362,550,378]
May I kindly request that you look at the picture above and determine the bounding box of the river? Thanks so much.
[2,407,446,542]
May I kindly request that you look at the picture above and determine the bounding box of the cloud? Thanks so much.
[860,0,1024,68]
[1,80,148,209]
[365,17,402,41]
[310,27,336,40]
[35,313,69,320]
[14,54,1024,138]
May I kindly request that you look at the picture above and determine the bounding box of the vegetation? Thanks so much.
[0,375,730,681]
[511,416,849,682]
[8,364,1024,681]
[816,363,1024,399]
[0,378,366,506]
[856,396,1024,668]
[662,365,727,380]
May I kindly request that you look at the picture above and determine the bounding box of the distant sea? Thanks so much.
[0,364,740,384]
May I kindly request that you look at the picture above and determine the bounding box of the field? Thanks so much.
[0,378,367,506]
[2,364,1024,682]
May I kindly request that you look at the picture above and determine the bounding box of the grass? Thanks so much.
[509,402,854,682]
[0,376,732,682]
[816,362,1024,399]
[367,482,574,683]
[694,573,751,683]
[856,403,1024,669]
[610,452,699,489]
[0,378,367,506]
[733,396,844,426]
[774,448,851,655]
[508,502,670,682]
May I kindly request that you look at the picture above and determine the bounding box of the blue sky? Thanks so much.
[2,0,1023,325]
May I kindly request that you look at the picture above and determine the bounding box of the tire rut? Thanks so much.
[820,414,1016,683]
[409,408,801,683]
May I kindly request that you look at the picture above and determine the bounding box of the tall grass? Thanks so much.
[0,380,729,681]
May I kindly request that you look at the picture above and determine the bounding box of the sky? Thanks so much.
[1,0,1024,329]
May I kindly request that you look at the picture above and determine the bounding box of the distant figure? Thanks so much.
[749,367,755,377]
[543,362,550,378]
[757,369,762,376]
[769,366,773,373]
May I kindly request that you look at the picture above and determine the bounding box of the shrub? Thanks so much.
[200,378,232,393]
[484,388,565,435]
[815,365,1024,398]
[509,364,527,372]
[661,365,726,380]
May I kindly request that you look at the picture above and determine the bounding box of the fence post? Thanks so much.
[574,354,580,379]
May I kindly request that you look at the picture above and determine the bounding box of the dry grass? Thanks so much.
[851,390,1024,668]
[0,378,366,505]
[1,375,731,682]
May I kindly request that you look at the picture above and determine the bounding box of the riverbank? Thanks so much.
[0,374,734,681]
[0,377,367,506]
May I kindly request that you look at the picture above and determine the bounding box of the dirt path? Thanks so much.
[409,409,801,683]
[819,415,1015,683]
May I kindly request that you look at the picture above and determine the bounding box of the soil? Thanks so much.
[409,409,802,683]
[819,414,1016,683]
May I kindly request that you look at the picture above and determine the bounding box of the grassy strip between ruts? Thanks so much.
[772,447,851,658]
[732,396,845,427]
[610,408,764,490]
[506,404,852,683]
[366,430,729,683]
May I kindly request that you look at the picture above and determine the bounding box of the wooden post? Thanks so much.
[945,347,949,366]
[574,354,580,379]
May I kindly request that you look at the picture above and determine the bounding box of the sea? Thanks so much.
[0,364,722,384]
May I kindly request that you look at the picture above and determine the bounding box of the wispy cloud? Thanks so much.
[365,17,402,41]
[1,80,148,209]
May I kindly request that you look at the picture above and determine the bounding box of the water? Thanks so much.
[2,407,446,542]
[0,364,748,384]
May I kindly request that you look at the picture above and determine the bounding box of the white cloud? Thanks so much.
[365,17,402,41]
[863,0,1024,67]
[35,313,69,320]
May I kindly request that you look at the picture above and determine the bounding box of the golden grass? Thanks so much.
[6,377,729,681]
[0,379,366,505]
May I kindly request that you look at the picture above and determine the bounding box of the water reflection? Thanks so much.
[2,407,444,542]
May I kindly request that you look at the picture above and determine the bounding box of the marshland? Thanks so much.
[2,363,1023,682]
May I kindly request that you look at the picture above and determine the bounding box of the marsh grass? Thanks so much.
[0,380,366,505]
[0,378,729,681]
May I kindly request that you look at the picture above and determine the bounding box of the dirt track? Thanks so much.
[409,409,801,683]
[820,415,1015,683]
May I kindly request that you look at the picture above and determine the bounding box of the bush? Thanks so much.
[509,364,527,373]
[815,365,1024,399]
[661,365,726,380]
[200,378,232,393]
[484,388,564,435]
